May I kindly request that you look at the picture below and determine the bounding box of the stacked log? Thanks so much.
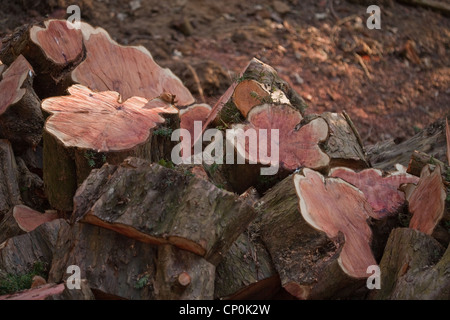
[0,18,448,301]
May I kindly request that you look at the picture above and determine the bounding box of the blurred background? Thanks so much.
[1,0,449,145]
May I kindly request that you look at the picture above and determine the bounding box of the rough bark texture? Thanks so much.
[45,280,95,300]
[72,157,256,265]
[366,118,448,171]
[0,219,68,275]
[48,222,157,300]
[320,112,368,169]
[206,57,307,129]
[154,245,215,300]
[373,228,449,300]
[214,231,279,299]
[257,173,369,300]
[407,149,448,177]
[0,55,43,152]
[0,140,22,222]
[42,84,179,211]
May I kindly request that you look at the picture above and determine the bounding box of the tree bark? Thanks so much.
[48,222,157,300]
[154,245,215,300]
[214,231,279,300]
[0,140,22,222]
[42,85,179,212]
[72,157,257,265]
[373,228,449,300]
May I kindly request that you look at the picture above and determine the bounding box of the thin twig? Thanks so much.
[353,52,372,80]
[184,62,206,103]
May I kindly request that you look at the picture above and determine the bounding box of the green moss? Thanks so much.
[0,261,48,295]
[153,127,173,137]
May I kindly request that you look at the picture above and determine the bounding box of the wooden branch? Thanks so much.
[0,283,65,300]
[154,245,215,299]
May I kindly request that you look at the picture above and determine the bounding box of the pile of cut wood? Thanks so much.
[0,20,448,300]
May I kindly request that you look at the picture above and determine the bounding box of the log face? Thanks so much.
[330,167,419,218]
[294,168,376,278]
[231,104,329,171]
[72,24,194,106]
[73,157,256,265]
[48,222,157,300]
[42,84,178,152]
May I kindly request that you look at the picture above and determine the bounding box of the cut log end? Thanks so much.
[177,272,191,287]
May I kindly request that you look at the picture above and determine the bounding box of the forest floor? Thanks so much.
[1,0,449,145]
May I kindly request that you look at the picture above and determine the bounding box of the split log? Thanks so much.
[0,20,84,98]
[0,140,22,222]
[0,55,43,152]
[214,231,279,300]
[72,157,256,265]
[48,222,157,300]
[366,118,448,171]
[258,169,382,299]
[0,219,68,275]
[154,245,215,300]
[405,164,446,235]
[41,84,178,211]
[0,283,65,300]
[373,228,449,300]
[0,205,58,244]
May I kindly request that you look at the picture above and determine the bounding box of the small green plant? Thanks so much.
[184,170,194,177]
[84,151,107,168]
[134,274,150,290]
[0,261,48,295]
[158,159,174,169]
[208,163,219,175]
[153,127,173,137]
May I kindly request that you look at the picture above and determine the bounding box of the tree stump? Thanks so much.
[41,84,179,211]
[72,157,257,265]
[0,55,43,153]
